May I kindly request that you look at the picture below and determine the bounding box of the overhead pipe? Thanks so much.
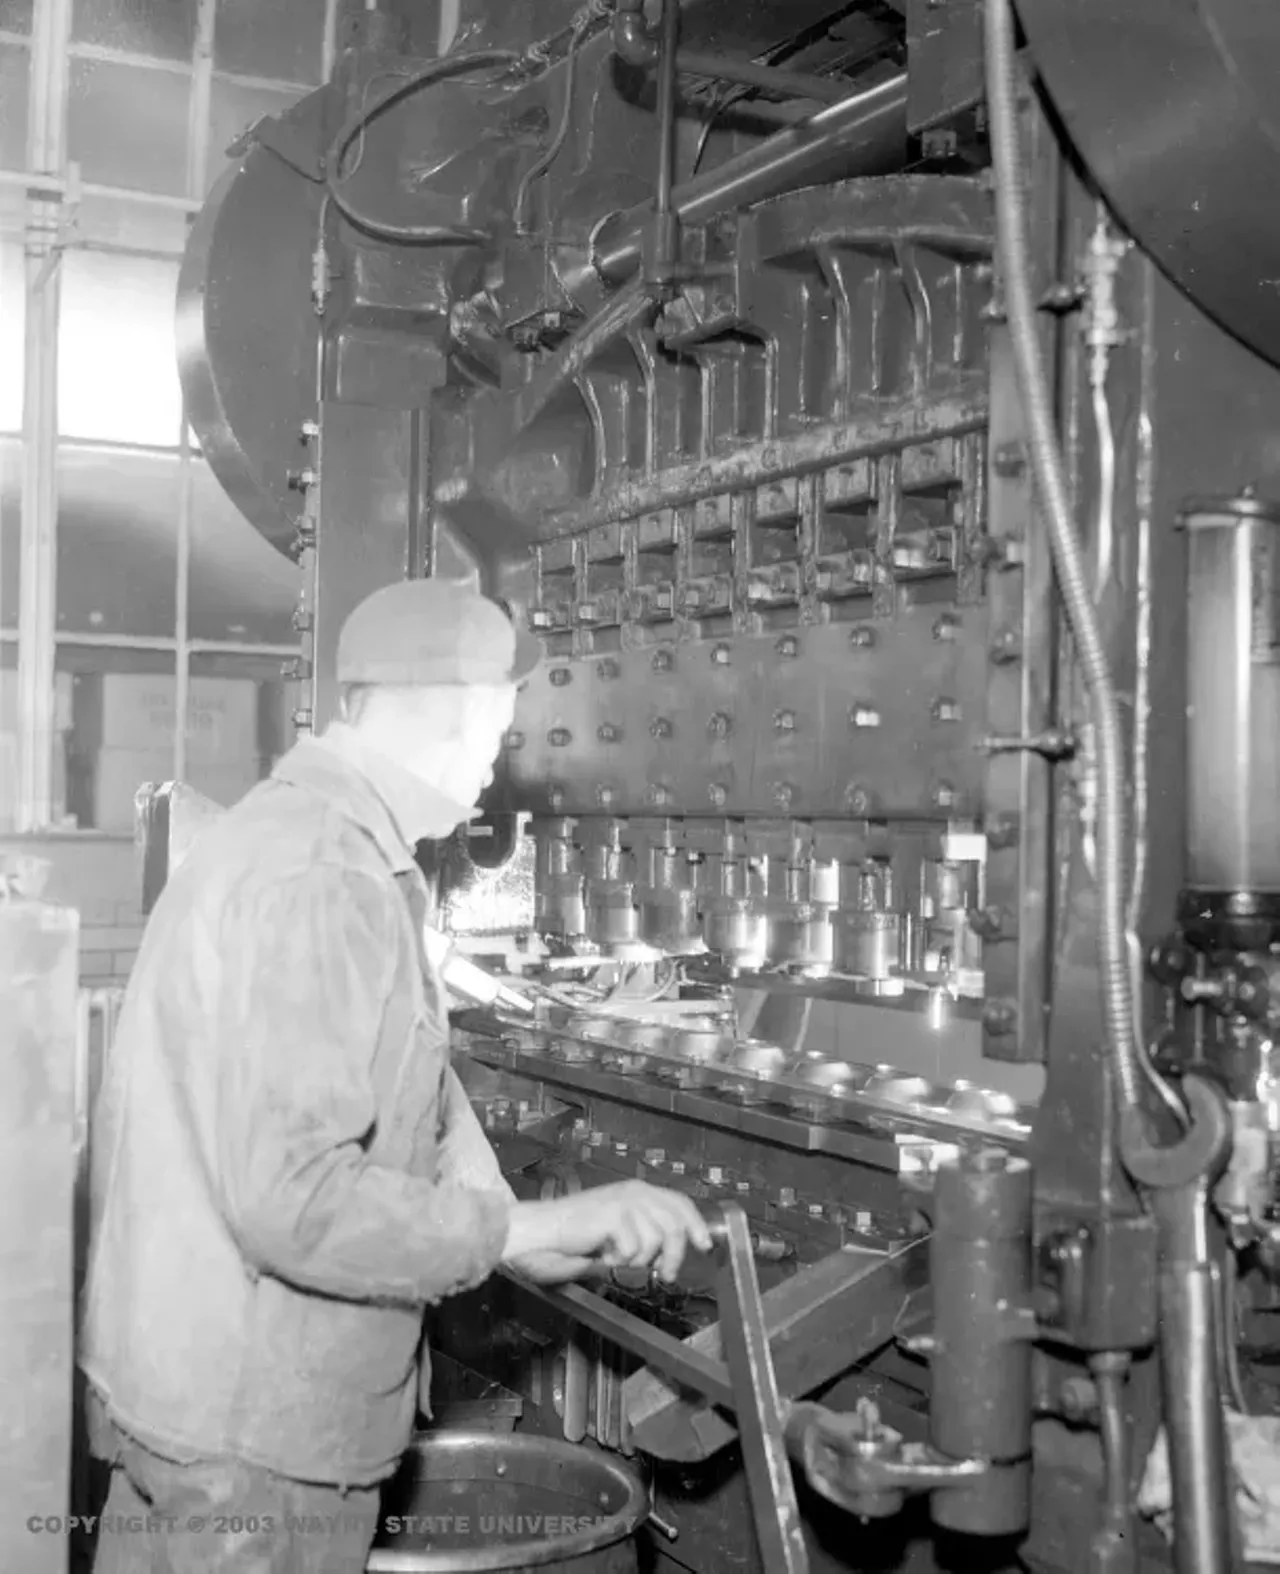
[590,70,908,288]
[611,0,850,105]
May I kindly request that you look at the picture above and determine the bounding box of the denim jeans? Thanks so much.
[91,1425,380,1574]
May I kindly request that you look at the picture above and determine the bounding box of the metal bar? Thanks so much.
[711,1205,810,1574]
[1151,1185,1237,1574]
[499,390,985,538]
[0,632,299,657]
[502,1270,740,1409]
[174,422,193,782]
[16,0,70,832]
[625,1237,930,1461]
[676,50,847,103]
[321,0,342,82]
[173,0,215,785]
[593,72,908,286]
[650,0,680,286]
[66,38,316,97]
[0,167,202,212]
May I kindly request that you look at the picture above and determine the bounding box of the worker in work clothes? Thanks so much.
[82,577,712,1574]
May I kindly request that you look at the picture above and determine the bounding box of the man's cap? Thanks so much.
[336,578,541,688]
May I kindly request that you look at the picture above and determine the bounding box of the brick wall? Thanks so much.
[0,834,142,985]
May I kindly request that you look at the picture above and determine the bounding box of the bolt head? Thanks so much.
[596,785,615,808]
[932,781,957,809]
[983,997,1016,1034]
[597,658,620,680]
[708,783,728,808]
[850,705,881,729]
[845,784,873,815]
[550,667,572,687]
[775,635,800,659]
[652,649,674,673]
[773,783,795,810]
[711,643,732,666]
[932,614,960,642]
[985,812,1017,850]
[849,625,876,649]
[774,709,797,733]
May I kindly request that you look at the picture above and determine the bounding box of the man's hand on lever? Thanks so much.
[501,1181,714,1286]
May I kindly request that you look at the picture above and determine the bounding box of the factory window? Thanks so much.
[55,445,181,638]
[58,250,183,448]
[187,460,299,647]
[206,76,304,194]
[67,54,191,196]
[71,0,199,63]
[4,0,313,840]
[0,0,32,34]
[213,0,324,87]
[0,41,29,169]
[51,445,298,647]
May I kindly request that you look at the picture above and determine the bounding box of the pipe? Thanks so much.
[1089,1352,1135,1573]
[592,71,908,286]
[1150,1188,1238,1574]
[651,0,680,285]
[983,0,1154,1112]
[612,2,849,105]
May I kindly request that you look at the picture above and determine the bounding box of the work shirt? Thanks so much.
[81,727,515,1487]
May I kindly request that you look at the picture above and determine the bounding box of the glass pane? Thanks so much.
[190,459,300,646]
[213,0,322,86]
[51,444,300,646]
[59,249,183,446]
[0,41,28,168]
[60,650,176,833]
[56,444,180,637]
[72,0,197,61]
[0,241,23,434]
[206,75,301,193]
[0,0,33,34]
[68,55,190,195]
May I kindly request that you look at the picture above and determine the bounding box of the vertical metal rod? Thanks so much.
[322,0,343,81]
[173,0,216,787]
[711,1205,810,1574]
[650,0,680,286]
[16,0,71,831]
[1152,1186,1237,1574]
[173,421,193,784]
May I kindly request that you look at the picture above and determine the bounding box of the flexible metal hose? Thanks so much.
[983,0,1143,1108]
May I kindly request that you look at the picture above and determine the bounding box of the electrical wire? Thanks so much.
[514,13,590,233]
[324,48,520,244]
[983,0,1179,1116]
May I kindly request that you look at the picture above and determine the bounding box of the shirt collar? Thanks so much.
[272,725,475,874]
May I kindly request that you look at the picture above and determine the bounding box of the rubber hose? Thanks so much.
[983,0,1142,1107]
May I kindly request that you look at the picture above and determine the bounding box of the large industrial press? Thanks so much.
[169,0,1280,1568]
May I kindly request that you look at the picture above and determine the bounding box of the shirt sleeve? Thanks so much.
[434,1066,517,1202]
[210,862,512,1306]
